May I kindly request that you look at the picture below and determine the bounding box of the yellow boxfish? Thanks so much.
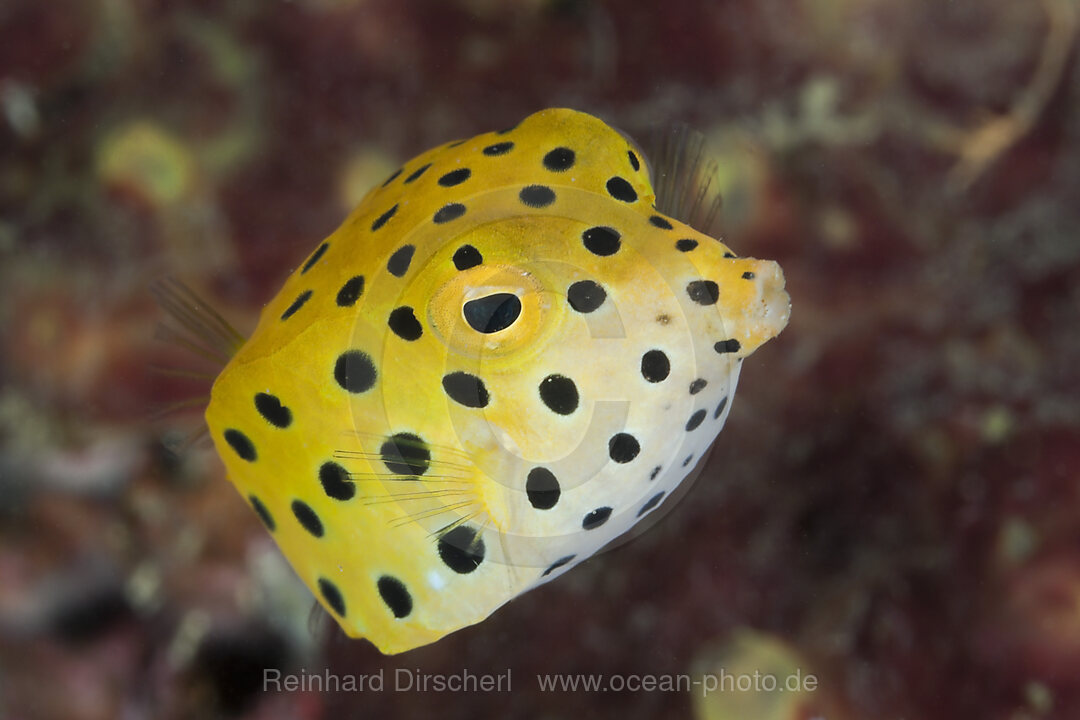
[193,108,788,654]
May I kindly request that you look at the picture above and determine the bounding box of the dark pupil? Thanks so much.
[463,293,522,333]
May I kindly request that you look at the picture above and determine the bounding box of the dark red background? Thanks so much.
[1,1,1078,718]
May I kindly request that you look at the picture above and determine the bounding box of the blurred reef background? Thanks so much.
[2,0,1080,718]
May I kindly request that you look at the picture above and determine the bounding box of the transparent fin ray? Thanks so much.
[646,123,724,238]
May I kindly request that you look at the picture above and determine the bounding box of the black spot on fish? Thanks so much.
[388,306,423,341]
[254,392,292,428]
[386,245,415,277]
[371,204,398,232]
[438,168,471,187]
[319,461,355,501]
[542,555,575,577]
[687,280,720,305]
[301,242,329,274]
[249,495,275,531]
[526,467,560,510]
[582,506,612,530]
[606,176,637,203]
[519,184,556,208]
[483,142,514,156]
[280,290,312,320]
[567,280,606,313]
[608,433,640,463]
[224,429,256,462]
[582,226,621,256]
[640,350,670,383]
[380,432,431,477]
[334,350,376,394]
[336,275,364,307]
[637,492,665,517]
[542,147,575,171]
[291,500,324,538]
[442,372,490,409]
[714,396,729,419]
[685,409,707,432]
[434,203,466,224]
[381,168,402,187]
[319,578,346,616]
[539,374,579,415]
[404,163,431,183]
[438,526,485,574]
[452,244,483,270]
[377,576,413,618]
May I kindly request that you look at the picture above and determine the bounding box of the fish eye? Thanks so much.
[463,293,522,334]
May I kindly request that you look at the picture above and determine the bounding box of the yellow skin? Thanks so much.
[206,109,790,654]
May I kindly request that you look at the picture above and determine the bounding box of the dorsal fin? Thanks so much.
[646,123,724,238]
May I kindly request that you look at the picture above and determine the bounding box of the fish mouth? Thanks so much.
[724,257,790,355]
[755,259,791,341]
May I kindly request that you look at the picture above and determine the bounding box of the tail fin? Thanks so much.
[150,277,245,363]
[148,277,246,452]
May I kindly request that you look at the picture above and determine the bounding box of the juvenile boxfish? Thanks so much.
[192,108,789,654]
